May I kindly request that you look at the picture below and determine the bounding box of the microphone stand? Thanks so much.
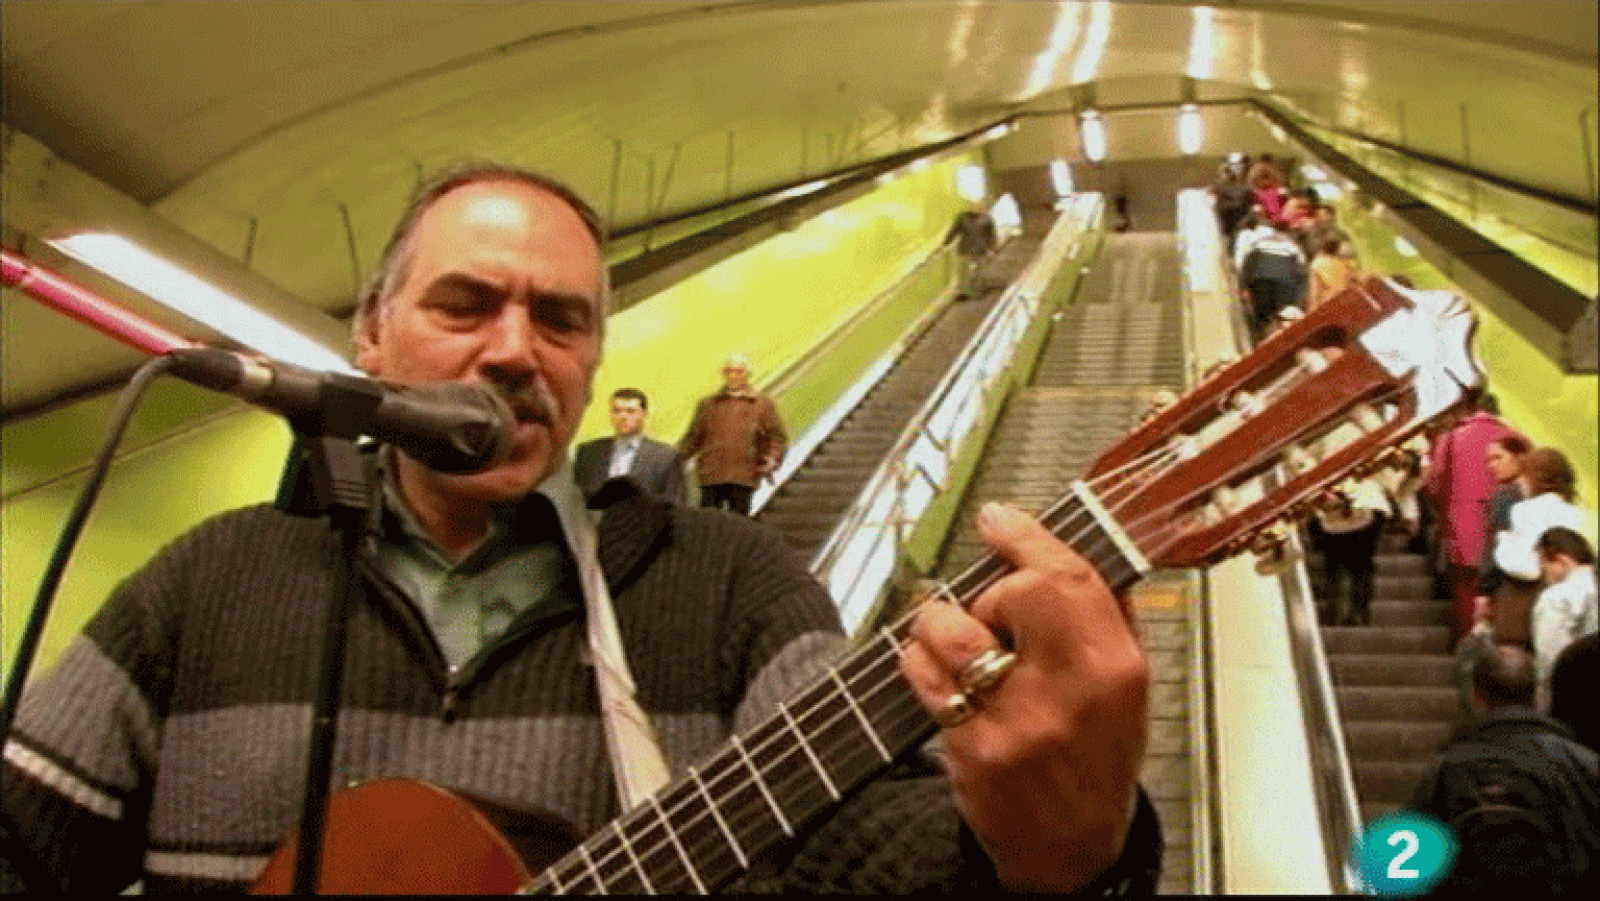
[277,428,373,895]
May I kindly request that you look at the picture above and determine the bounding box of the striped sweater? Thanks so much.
[4,482,1019,893]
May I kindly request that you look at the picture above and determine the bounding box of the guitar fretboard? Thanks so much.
[525,486,1144,894]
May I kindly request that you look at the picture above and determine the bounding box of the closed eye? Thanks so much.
[419,274,503,325]
[530,291,599,336]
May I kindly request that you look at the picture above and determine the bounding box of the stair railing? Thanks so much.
[1178,187,1365,892]
[809,194,1103,634]
[749,241,961,515]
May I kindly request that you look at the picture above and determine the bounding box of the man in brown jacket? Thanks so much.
[679,354,787,516]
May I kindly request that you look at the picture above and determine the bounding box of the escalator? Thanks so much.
[1315,523,1459,824]
[931,232,1207,895]
[756,215,1050,562]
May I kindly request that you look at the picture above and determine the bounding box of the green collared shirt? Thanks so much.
[369,458,576,673]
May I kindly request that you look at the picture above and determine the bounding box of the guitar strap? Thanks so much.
[541,467,672,810]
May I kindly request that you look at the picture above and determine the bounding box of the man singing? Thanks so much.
[2,164,1159,893]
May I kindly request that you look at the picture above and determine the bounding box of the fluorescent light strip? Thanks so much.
[1080,112,1107,163]
[1185,7,1215,80]
[1178,104,1204,155]
[51,233,353,374]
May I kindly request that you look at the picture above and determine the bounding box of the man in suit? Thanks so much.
[574,387,685,503]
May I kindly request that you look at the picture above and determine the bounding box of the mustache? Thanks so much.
[488,376,560,426]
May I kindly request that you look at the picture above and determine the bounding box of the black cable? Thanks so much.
[0,354,177,891]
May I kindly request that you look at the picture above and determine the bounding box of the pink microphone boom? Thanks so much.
[2,245,193,356]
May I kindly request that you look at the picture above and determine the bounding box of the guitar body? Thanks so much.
[250,779,572,894]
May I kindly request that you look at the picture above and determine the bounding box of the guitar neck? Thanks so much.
[524,485,1145,894]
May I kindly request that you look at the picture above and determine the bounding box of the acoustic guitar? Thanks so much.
[252,277,1480,894]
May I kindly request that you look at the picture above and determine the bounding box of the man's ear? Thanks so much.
[354,316,381,374]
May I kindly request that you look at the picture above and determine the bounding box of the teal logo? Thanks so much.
[1357,812,1458,896]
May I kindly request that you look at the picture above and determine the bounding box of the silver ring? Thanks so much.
[957,648,1018,698]
[932,692,977,729]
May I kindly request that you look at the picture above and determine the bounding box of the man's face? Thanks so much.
[610,397,646,437]
[356,179,604,506]
[722,364,749,392]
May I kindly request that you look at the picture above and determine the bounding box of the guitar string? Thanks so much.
[534,371,1416,891]
[535,427,1385,894]
[531,494,1129,893]
[530,459,1173,893]
[532,420,1261,891]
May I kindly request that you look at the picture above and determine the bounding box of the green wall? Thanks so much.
[579,155,976,446]
[1336,197,1598,525]
[2,154,977,676]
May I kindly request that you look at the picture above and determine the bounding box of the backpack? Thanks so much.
[1422,724,1599,897]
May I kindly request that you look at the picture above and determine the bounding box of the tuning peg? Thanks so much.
[1211,486,1239,513]
[1141,389,1178,423]
[1228,390,1263,417]
[1201,356,1237,381]
[1282,445,1319,476]
[1254,541,1303,576]
[1248,522,1300,575]
[1350,403,1385,433]
[1294,347,1331,373]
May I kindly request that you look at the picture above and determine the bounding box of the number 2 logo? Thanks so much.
[1359,814,1456,896]
[1386,829,1420,879]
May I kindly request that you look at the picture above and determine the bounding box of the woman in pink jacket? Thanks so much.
[1423,395,1518,639]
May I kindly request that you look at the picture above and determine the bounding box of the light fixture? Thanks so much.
[49,233,354,374]
[1300,164,1329,182]
[956,164,989,202]
[1049,159,1076,197]
[774,178,830,201]
[1177,104,1203,156]
[1393,235,1419,257]
[1080,111,1107,163]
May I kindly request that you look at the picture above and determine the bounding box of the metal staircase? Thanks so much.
[1316,531,1458,823]
[755,223,1046,562]
[930,232,1206,895]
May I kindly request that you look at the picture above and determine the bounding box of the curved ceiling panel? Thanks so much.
[3,0,1595,412]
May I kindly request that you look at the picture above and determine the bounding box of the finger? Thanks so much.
[969,502,1131,644]
[906,593,1003,675]
[896,635,962,710]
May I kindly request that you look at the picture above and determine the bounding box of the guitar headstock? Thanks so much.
[1082,276,1479,571]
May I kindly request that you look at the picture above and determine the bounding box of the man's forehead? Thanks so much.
[413,181,603,289]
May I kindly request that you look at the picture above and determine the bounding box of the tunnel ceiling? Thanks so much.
[2,0,1596,414]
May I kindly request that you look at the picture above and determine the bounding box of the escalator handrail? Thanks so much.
[809,194,1104,633]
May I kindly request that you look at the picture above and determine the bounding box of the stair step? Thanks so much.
[1368,600,1452,627]
[1353,760,1433,807]
[1336,686,1462,722]
[1321,626,1452,656]
[1343,721,1454,759]
[1328,654,1456,687]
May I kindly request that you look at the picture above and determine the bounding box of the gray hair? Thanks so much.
[353,162,609,343]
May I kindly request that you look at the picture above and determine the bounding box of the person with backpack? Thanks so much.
[1408,644,1600,896]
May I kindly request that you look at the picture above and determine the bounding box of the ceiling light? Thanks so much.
[1393,235,1419,257]
[49,233,353,374]
[956,164,989,202]
[1177,104,1203,156]
[1049,159,1076,197]
[1080,111,1107,163]
[1070,1,1112,84]
[1185,7,1214,80]
[1300,164,1329,182]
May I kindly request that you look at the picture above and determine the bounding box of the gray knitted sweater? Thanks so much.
[4,480,1035,893]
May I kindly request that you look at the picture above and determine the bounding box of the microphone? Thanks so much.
[166,347,513,473]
